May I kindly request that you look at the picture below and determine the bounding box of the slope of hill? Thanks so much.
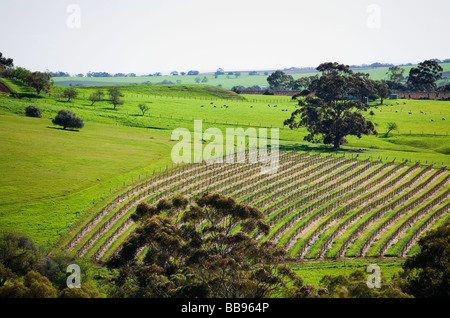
[49,151,449,265]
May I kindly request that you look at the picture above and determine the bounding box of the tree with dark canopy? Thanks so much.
[284,62,377,149]
[0,52,14,69]
[107,193,304,298]
[25,106,42,118]
[52,110,84,130]
[400,219,450,298]
[374,80,391,105]
[267,71,294,90]
[407,60,443,98]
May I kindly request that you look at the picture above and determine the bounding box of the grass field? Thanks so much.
[290,258,405,287]
[0,79,448,262]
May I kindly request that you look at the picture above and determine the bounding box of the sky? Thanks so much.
[1,0,449,75]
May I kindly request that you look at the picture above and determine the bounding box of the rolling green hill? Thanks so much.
[0,79,448,255]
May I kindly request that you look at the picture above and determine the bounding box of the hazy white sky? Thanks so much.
[1,0,449,74]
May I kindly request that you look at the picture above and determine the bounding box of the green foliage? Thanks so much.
[108,193,302,298]
[0,52,14,69]
[138,103,150,116]
[0,231,103,298]
[1,67,31,81]
[62,87,78,102]
[267,71,293,90]
[23,72,53,95]
[374,80,391,104]
[25,105,42,118]
[284,62,377,148]
[0,231,38,276]
[59,283,100,298]
[0,270,58,298]
[386,66,405,83]
[401,220,450,298]
[107,86,124,109]
[52,109,84,130]
[319,269,411,298]
[407,60,443,94]
[385,122,398,137]
[88,89,104,106]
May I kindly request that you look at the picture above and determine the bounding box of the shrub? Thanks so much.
[25,106,42,118]
[52,110,84,130]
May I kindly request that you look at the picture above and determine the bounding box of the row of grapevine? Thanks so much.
[54,150,449,263]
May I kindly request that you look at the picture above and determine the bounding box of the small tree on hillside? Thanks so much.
[107,87,124,110]
[138,103,150,116]
[52,110,84,130]
[88,89,104,106]
[24,72,53,95]
[385,122,398,137]
[62,87,78,102]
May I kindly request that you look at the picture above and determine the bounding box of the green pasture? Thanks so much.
[0,80,449,248]
[0,114,174,247]
[289,258,405,288]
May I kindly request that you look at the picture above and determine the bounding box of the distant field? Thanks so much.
[51,63,450,89]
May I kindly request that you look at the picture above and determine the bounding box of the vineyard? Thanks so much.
[50,150,450,264]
